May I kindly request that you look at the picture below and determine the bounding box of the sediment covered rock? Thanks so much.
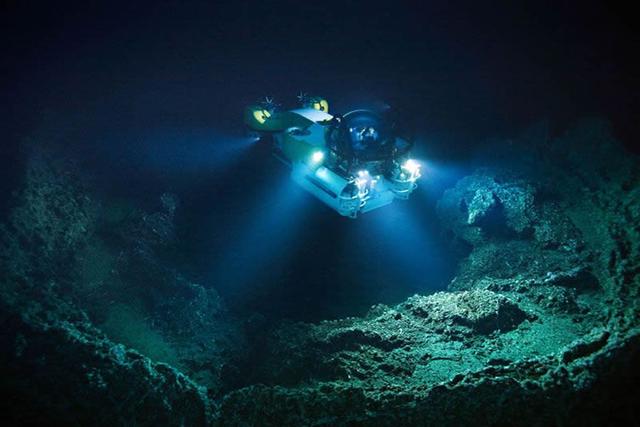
[0,286,213,426]
[437,170,537,245]
[403,290,530,334]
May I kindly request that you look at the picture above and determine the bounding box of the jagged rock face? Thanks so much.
[217,304,640,427]
[402,290,531,334]
[243,290,536,391]
[437,170,537,245]
[0,285,212,426]
[1,148,244,403]
[0,150,98,281]
[218,330,640,427]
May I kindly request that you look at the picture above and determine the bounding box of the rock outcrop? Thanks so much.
[0,286,212,426]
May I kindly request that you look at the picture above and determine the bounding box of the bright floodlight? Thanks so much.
[402,159,422,181]
[402,159,420,174]
[354,169,372,198]
[311,150,325,163]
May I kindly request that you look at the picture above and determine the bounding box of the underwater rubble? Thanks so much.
[1,118,639,425]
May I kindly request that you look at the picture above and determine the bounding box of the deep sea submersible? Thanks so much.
[244,95,422,217]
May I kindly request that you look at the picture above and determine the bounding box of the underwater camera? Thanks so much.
[244,95,422,218]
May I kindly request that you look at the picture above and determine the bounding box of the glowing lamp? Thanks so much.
[252,109,271,124]
[401,159,422,181]
[311,150,325,163]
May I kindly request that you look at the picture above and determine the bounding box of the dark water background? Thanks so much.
[2,1,638,320]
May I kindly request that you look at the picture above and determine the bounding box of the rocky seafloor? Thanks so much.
[1,119,639,426]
